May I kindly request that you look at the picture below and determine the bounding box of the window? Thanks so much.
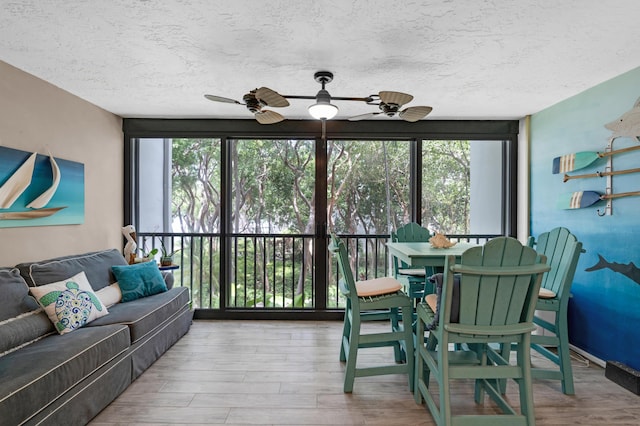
[124,119,518,318]
[421,139,506,235]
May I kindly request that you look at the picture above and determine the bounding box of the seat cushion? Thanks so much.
[0,324,130,426]
[539,287,556,299]
[425,273,460,329]
[425,293,438,313]
[86,287,190,344]
[398,268,426,276]
[355,277,402,297]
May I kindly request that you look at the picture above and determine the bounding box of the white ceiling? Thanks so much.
[2,0,640,121]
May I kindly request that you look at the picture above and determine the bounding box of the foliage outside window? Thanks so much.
[134,134,504,312]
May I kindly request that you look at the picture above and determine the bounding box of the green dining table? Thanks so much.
[386,241,479,269]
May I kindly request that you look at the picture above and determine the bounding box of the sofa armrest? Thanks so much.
[161,271,174,290]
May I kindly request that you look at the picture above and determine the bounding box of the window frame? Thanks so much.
[123,118,519,319]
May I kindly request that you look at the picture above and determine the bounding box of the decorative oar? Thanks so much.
[557,190,640,209]
[563,167,640,182]
[552,145,640,174]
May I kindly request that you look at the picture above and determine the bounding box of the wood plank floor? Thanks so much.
[90,320,640,425]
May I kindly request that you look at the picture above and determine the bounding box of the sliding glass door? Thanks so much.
[125,118,518,317]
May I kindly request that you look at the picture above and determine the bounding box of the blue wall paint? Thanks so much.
[531,67,640,370]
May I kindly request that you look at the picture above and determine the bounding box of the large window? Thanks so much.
[328,140,411,235]
[124,119,518,318]
[229,139,316,309]
[421,139,506,235]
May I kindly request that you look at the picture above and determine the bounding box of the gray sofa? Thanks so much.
[0,249,193,426]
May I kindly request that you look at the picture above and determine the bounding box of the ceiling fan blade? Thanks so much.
[255,87,290,108]
[255,110,285,124]
[379,91,413,106]
[348,112,379,121]
[204,94,243,104]
[399,106,433,122]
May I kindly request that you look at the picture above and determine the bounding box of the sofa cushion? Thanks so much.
[0,323,130,426]
[96,282,123,307]
[29,271,110,334]
[0,268,55,356]
[15,249,128,291]
[111,260,167,302]
[87,287,190,344]
[0,268,41,320]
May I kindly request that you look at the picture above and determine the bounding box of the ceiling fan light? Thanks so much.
[308,88,338,120]
[308,102,338,120]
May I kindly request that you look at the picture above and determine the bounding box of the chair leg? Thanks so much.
[438,348,453,426]
[556,313,575,395]
[343,312,361,393]
[414,314,425,403]
[340,301,352,362]
[517,341,536,426]
[390,307,404,363]
[495,342,511,394]
[401,302,415,391]
[473,344,488,404]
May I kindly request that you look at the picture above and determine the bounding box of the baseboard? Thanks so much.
[569,344,605,368]
[605,361,640,395]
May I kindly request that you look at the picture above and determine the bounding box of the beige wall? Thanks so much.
[0,61,124,266]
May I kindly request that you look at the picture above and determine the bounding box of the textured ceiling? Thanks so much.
[2,0,640,121]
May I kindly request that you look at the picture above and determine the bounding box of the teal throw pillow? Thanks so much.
[111,260,167,302]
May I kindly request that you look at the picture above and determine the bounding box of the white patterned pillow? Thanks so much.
[96,282,122,307]
[29,271,109,334]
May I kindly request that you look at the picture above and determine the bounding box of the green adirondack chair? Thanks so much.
[328,234,415,393]
[415,237,550,426]
[391,222,435,305]
[528,227,583,395]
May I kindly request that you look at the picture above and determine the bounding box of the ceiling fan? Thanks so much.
[204,71,433,124]
[347,91,433,122]
[203,87,289,124]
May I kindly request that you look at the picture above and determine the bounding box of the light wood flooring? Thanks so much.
[90,320,640,425]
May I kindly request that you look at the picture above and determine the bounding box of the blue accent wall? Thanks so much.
[531,67,640,370]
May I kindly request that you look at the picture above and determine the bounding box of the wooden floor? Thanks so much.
[90,320,639,425]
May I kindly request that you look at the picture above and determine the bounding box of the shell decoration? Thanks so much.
[429,233,456,249]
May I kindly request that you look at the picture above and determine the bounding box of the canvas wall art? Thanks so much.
[0,146,84,228]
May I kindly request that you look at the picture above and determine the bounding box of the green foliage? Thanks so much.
[166,137,471,309]
[421,140,470,234]
[171,138,222,233]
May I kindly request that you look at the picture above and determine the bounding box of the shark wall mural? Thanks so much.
[604,97,640,139]
[587,255,640,285]
[530,66,640,374]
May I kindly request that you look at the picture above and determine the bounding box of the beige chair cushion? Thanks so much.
[425,293,438,313]
[539,288,556,299]
[355,277,402,297]
[398,268,426,276]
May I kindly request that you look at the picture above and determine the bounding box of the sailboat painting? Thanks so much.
[0,146,84,228]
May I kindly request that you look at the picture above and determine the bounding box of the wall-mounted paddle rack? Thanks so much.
[553,138,640,216]
[597,136,640,216]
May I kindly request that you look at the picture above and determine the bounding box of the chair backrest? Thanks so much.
[440,237,550,332]
[528,227,582,300]
[328,234,356,299]
[391,222,432,269]
[393,222,432,243]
